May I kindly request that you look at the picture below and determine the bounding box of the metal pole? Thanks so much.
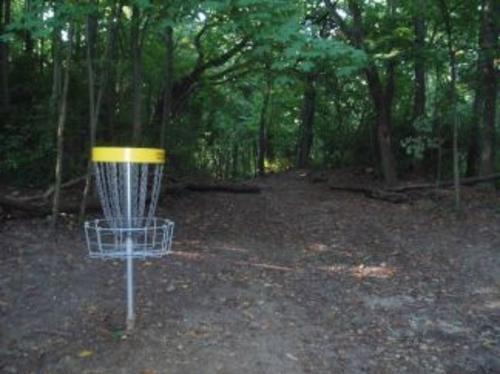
[125,162,135,331]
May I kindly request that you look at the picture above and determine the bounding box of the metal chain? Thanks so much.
[147,165,163,222]
[93,162,164,228]
[138,164,148,222]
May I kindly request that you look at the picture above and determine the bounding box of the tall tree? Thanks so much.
[104,1,122,142]
[51,23,74,227]
[160,24,174,148]
[325,0,398,185]
[296,73,317,168]
[50,3,62,122]
[131,4,143,144]
[80,1,116,221]
[23,0,34,57]
[466,76,483,177]
[258,71,272,176]
[412,2,426,121]
[478,0,498,178]
[0,0,11,113]
[439,0,460,210]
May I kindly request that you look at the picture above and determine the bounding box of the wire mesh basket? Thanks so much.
[85,217,174,259]
[83,147,175,331]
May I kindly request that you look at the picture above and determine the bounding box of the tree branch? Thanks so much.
[205,60,254,81]
[194,21,212,68]
[201,37,249,71]
[324,0,354,41]
[208,68,255,86]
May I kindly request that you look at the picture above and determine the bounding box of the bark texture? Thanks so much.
[296,74,317,168]
[131,5,143,144]
[478,0,499,177]
[51,25,73,227]
[0,0,11,112]
[325,0,398,185]
[160,25,174,148]
[413,7,426,120]
[258,76,272,176]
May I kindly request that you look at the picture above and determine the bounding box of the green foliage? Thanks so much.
[400,116,439,160]
[0,0,495,186]
[0,117,55,185]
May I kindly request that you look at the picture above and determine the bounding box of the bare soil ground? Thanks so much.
[1,170,500,374]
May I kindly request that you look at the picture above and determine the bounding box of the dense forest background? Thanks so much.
[0,0,498,188]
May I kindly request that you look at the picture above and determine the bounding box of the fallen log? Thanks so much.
[11,176,86,202]
[0,195,48,215]
[0,196,101,217]
[388,173,500,192]
[166,182,261,194]
[1,181,261,217]
[330,173,500,203]
[307,171,329,183]
[330,185,408,203]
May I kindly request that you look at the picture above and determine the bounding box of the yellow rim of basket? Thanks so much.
[92,147,166,164]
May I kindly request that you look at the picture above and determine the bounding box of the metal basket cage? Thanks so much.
[85,218,174,259]
[83,147,173,331]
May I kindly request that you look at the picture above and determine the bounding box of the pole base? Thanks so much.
[126,317,135,332]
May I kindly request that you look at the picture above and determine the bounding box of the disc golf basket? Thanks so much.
[84,147,174,331]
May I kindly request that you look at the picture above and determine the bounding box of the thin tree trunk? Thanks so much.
[131,5,142,144]
[51,25,74,228]
[79,4,115,222]
[431,64,444,185]
[439,0,460,210]
[254,141,258,177]
[467,0,489,178]
[0,0,11,112]
[105,1,121,142]
[24,0,34,57]
[478,0,498,179]
[79,9,98,223]
[160,25,174,148]
[297,73,317,168]
[0,0,4,113]
[466,78,484,177]
[257,74,272,176]
[232,143,239,179]
[50,9,62,120]
[39,37,44,75]
[413,5,426,120]
[86,14,97,146]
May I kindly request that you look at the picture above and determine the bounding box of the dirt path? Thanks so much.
[1,171,500,373]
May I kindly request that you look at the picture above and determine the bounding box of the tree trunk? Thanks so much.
[466,86,484,177]
[79,3,116,221]
[327,0,398,185]
[365,64,398,185]
[257,75,272,176]
[24,0,34,57]
[51,25,73,228]
[296,73,317,168]
[79,7,99,223]
[413,6,426,120]
[39,37,44,75]
[50,10,62,120]
[232,143,239,179]
[439,0,460,210]
[86,12,97,148]
[160,25,174,148]
[105,1,121,142]
[0,0,11,113]
[131,5,143,144]
[478,0,498,178]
